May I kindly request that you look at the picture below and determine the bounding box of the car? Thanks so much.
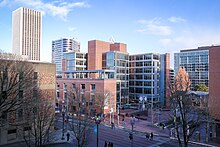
[55,107,60,114]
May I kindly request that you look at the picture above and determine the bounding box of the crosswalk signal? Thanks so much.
[129,133,133,140]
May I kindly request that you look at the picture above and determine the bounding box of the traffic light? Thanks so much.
[129,133,133,140]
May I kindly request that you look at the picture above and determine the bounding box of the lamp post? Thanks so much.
[130,115,135,147]
[95,116,101,147]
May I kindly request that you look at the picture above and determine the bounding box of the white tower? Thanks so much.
[12,7,42,61]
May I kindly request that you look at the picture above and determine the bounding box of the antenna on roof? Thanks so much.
[109,36,115,44]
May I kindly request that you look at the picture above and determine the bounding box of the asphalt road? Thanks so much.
[54,115,162,147]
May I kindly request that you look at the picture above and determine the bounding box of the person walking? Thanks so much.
[150,132,153,140]
[111,122,115,129]
[104,141,107,147]
[66,132,70,141]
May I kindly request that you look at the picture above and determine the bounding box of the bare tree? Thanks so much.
[21,89,55,147]
[67,88,94,147]
[169,67,206,147]
[0,52,35,127]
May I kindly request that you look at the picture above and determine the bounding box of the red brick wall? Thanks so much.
[88,40,110,70]
[56,78,117,114]
[110,43,127,53]
[165,53,171,108]
[209,46,220,120]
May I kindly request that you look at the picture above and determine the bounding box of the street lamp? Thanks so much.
[95,116,101,147]
[130,115,135,147]
[61,107,65,140]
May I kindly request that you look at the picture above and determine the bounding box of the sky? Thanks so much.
[1,0,220,67]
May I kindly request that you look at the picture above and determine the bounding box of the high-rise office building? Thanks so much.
[174,47,209,89]
[102,51,129,105]
[129,53,160,103]
[129,53,170,106]
[52,38,80,76]
[12,7,42,61]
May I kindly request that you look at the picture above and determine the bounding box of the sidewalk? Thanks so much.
[104,115,170,137]
[47,129,75,145]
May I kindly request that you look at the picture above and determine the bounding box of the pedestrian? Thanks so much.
[108,142,111,147]
[110,142,113,147]
[104,141,107,147]
[111,122,114,129]
[66,132,70,141]
[150,132,153,140]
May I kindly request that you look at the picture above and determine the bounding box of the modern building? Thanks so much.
[52,38,80,76]
[129,53,160,104]
[174,47,209,89]
[129,53,170,107]
[62,51,87,78]
[12,7,42,61]
[102,51,129,106]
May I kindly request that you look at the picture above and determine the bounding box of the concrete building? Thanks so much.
[62,51,87,78]
[52,38,80,76]
[102,51,129,106]
[129,53,170,106]
[12,7,42,61]
[174,47,209,89]
[0,60,56,145]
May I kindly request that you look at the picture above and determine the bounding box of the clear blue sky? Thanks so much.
[1,0,220,66]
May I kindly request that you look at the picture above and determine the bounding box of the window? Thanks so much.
[91,84,95,91]
[18,109,23,119]
[23,126,31,131]
[19,90,23,99]
[81,84,85,90]
[33,90,37,98]
[8,129,17,134]
[72,84,75,90]
[33,107,37,114]
[19,72,24,80]
[34,72,38,79]
[1,111,7,120]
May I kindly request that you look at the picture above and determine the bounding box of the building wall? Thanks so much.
[56,78,117,114]
[110,43,127,53]
[12,7,42,61]
[164,53,171,108]
[209,46,220,120]
[0,61,56,145]
[88,40,110,70]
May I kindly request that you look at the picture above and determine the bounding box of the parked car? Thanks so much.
[55,107,60,114]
